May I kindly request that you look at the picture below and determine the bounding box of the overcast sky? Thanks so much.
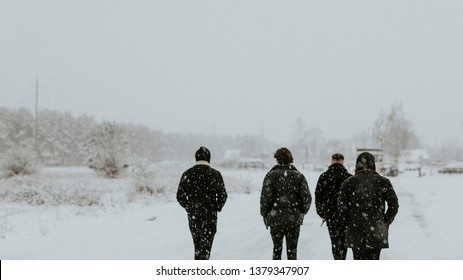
[1,1,463,145]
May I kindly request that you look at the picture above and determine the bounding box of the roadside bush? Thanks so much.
[0,175,103,206]
[128,165,166,202]
[0,148,40,179]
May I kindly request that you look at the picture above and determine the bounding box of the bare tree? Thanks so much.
[373,104,420,164]
[290,118,325,167]
[307,127,324,167]
[291,118,309,164]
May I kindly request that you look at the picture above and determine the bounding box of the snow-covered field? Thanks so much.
[1,164,462,260]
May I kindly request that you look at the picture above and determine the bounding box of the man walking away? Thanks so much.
[177,147,228,260]
[260,147,312,260]
[338,152,399,260]
[315,153,352,260]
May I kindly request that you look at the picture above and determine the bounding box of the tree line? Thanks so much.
[1,105,459,177]
[0,107,274,173]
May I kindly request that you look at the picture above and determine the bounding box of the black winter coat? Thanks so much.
[260,165,312,227]
[315,163,352,220]
[338,170,399,249]
[177,163,227,222]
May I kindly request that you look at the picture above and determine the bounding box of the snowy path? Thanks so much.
[1,171,463,260]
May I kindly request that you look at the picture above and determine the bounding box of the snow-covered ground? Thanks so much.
[1,165,462,260]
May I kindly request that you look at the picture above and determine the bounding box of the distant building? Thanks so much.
[356,148,398,176]
[237,158,265,169]
[439,162,463,174]
[400,149,430,171]
[221,150,267,169]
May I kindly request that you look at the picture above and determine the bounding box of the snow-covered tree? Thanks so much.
[84,121,129,178]
[123,123,164,164]
[0,108,41,178]
[0,107,35,151]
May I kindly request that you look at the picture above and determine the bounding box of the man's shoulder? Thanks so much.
[187,164,220,171]
[341,174,356,186]
[319,168,331,177]
[209,166,222,176]
[182,165,204,176]
[181,165,223,182]
[376,173,392,184]
[318,166,337,180]
[182,165,197,174]
[268,165,302,175]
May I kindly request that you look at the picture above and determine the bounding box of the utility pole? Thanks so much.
[34,75,39,152]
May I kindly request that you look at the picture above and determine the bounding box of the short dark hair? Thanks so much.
[331,153,344,161]
[274,147,293,165]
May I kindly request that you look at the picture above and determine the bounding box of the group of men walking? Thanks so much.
[177,146,399,260]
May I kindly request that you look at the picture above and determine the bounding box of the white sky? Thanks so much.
[1,1,463,145]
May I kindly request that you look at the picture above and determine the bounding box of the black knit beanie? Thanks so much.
[195,146,211,163]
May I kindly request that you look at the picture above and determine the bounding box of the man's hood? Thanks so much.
[356,152,376,172]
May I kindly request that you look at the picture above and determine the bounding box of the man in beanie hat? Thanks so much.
[315,153,352,260]
[338,152,399,260]
[260,147,312,260]
[177,146,227,260]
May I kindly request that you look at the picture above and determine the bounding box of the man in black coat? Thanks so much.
[177,147,227,260]
[338,152,399,260]
[315,153,352,260]
[260,147,312,260]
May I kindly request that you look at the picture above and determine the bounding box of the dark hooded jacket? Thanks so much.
[260,165,312,227]
[177,163,227,222]
[338,152,399,249]
[315,163,352,220]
